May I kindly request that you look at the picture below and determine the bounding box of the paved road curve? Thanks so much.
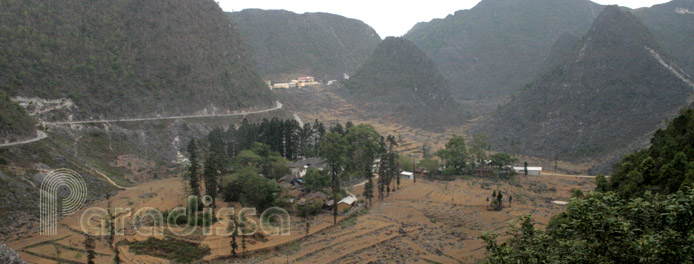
[0,130,47,148]
[43,101,283,125]
[0,101,282,148]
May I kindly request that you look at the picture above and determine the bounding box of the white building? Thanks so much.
[513,166,543,176]
[400,171,414,180]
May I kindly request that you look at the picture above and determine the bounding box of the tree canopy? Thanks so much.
[483,188,694,263]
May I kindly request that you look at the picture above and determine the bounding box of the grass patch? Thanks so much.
[127,237,210,263]
[339,208,368,228]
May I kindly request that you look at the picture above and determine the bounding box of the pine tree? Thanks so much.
[378,137,387,201]
[241,227,247,256]
[364,179,374,207]
[318,132,345,224]
[392,153,400,191]
[106,194,114,247]
[229,218,238,256]
[84,235,96,264]
[187,139,200,197]
[114,248,120,264]
[203,154,219,212]
[108,194,120,264]
[385,135,398,196]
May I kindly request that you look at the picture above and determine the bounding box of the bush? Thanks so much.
[127,237,210,263]
[483,189,694,263]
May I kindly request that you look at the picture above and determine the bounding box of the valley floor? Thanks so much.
[8,173,594,263]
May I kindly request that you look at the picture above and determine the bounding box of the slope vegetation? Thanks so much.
[0,91,35,144]
[228,9,381,81]
[0,0,274,120]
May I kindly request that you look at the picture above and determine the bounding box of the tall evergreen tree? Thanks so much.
[187,139,200,197]
[364,179,374,207]
[318,132,346,224]
[313,119,326,155]
[229,217,238,256]
[225,125,239,159]
[299,123,313,158]
[84,235,95,264]
[378,137,388,201]
[203,153,220,211]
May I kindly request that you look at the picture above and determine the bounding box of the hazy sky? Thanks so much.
[219,0,671,37]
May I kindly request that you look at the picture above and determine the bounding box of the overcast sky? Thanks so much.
[219,0,671,37]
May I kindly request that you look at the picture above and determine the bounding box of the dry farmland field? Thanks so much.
[7,172,594,263]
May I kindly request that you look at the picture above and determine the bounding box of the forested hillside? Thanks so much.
[477,6,693,165]
[404,0,603,101]
[0,91,35,143]
[0,0,274,120]
[228,9,381,81]
[343,37,464,129]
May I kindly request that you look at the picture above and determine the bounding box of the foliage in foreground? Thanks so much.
[607,108,694,197]
[483,189,694,263]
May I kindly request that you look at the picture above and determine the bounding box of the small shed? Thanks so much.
[337,195,357,212]
[400,171,414,180]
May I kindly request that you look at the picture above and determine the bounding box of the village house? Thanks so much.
[278,174,296,188]
[337,195,357,212]
[287,157,326,178]
[307,191,328,205]
[270,76,318,89]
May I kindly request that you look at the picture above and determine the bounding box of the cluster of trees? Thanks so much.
[483,189,694,263]
[185,119,400,222]
[604,108,694,197]
[183,118,330,212]
[434,134,516,176]
[210,118,326,161]
[188,137,284,212]
[489,190,504,211]
[317,122,401,223]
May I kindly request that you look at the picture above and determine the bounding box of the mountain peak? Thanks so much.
[344,37,463,129]
[587,5,658,49]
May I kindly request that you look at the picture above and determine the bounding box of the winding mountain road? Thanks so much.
[0,101,283,148]
[43,101,283,125]
[0,130,47,148]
